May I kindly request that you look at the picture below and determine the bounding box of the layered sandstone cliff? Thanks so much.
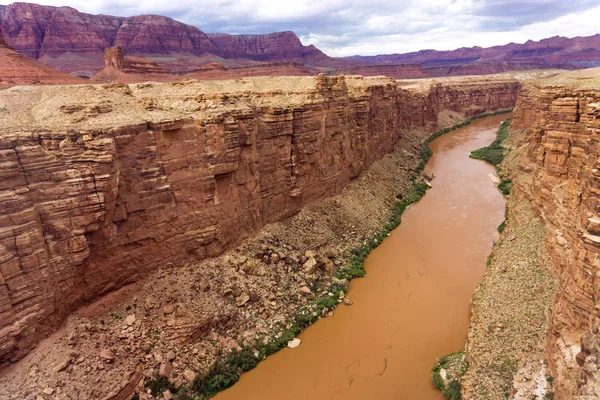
[0,74,520,367]
[491,68,600,398]
[0,29,85,86]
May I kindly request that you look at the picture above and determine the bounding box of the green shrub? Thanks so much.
[431,351,469,400]
[145,376,177,397]
[470,119,511,166]
[497,219,507,233]
[498,179,512,196]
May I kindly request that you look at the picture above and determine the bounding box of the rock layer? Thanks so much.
[0,74,519,367]
[425,62,578,77]
[508,69,600,398]
[0,28,85,86]
[184,62,312,80]
[328,64,431,79]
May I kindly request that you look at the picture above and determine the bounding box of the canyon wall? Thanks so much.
[0,29,85,86]
[0,75,519,367]
[512,77,600,398]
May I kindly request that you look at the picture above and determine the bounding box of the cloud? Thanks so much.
[1,0,599,56]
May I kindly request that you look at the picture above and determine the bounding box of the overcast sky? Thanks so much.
[4,0,600,57]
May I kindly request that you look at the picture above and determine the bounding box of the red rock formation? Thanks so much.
[511,73,600,397]
[0,3,335,74]
[0,28,85,86]
[207,31,330,64]
[92,46,173,83]
[0,75,520,366]
[328,64,431,79]
[104,46,125,70]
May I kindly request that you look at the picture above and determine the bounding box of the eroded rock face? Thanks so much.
[93,46,172,83]
[0,29,85,86]
[512,82,600,398]
[0,75,519,367]
[104,46,125,70]
[206,31,328,64]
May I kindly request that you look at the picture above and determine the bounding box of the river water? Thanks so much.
[216,114,508,399]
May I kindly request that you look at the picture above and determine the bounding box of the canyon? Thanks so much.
[3,8,600,394]
[0,72,519,399]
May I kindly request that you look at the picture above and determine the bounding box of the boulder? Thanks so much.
[159,360,173,378]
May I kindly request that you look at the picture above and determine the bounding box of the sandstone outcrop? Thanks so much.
[0,28,85,86]
[103,46,170,75]
[91,46,174,83]
[0,74,520,366]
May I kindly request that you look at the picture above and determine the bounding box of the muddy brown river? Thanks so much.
[216,115,508,399]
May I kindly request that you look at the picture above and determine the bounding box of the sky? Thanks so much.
[3,0,600,57]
